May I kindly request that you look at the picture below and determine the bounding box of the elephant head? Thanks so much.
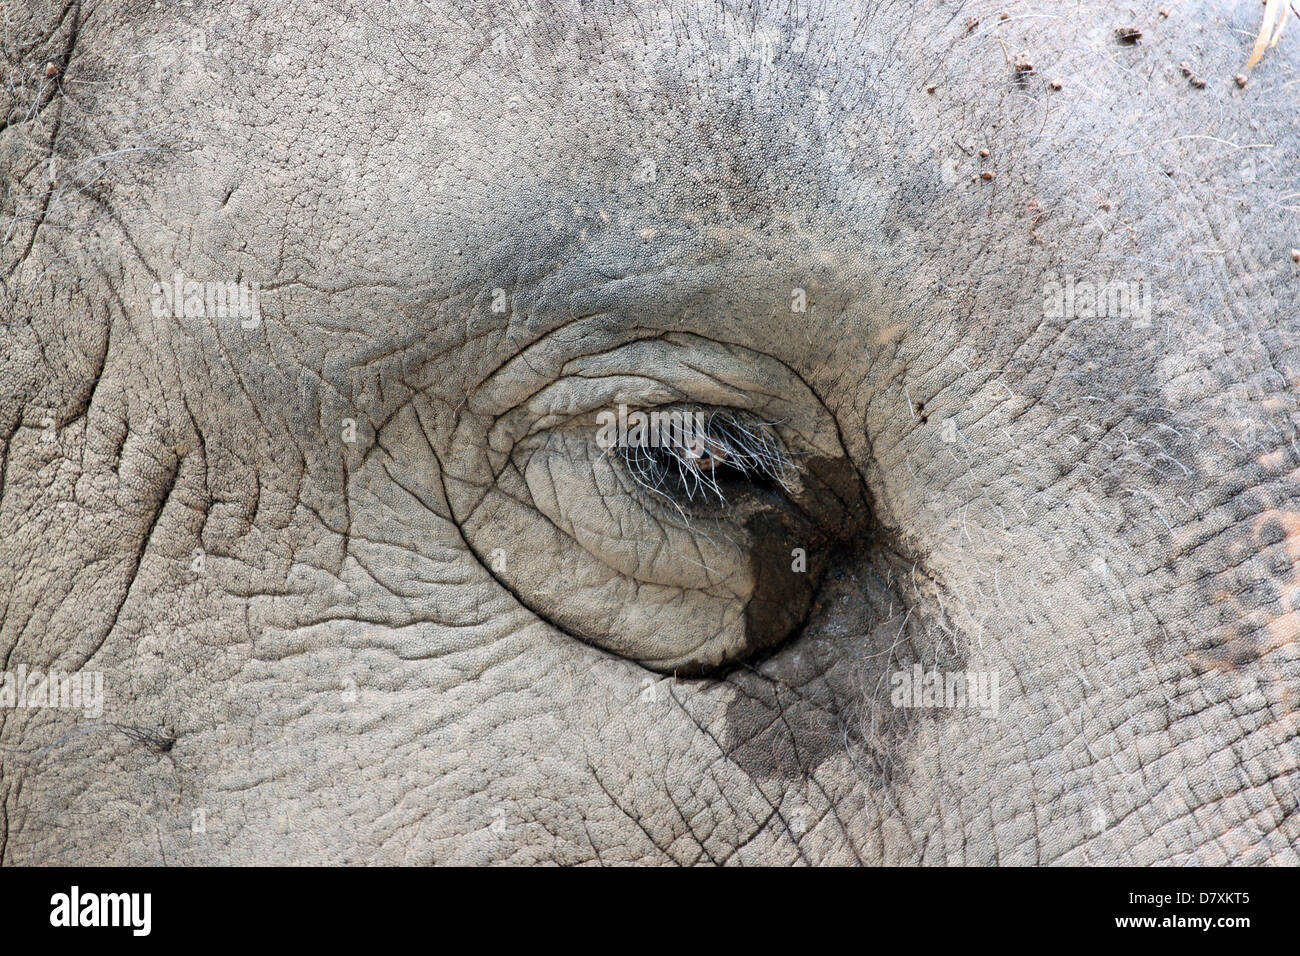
[1,0,1297,864]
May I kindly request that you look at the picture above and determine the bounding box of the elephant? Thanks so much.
[0,0,1297,865]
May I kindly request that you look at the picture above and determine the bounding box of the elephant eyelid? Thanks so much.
[615,408,796,511]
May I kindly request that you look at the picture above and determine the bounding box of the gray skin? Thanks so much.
[1,0,1297,864]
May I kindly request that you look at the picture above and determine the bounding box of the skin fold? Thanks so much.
[0,0,1297,864]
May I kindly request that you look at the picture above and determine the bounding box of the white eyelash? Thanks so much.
[619,409,796,509]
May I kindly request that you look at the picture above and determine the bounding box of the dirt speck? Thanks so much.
[1180,62,1207,88]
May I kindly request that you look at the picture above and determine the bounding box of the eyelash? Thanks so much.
[614,408,796,508]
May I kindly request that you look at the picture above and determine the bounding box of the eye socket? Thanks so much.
[614,407,796,514]
[435,333,869,673]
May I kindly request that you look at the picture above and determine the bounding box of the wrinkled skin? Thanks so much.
[1,0,1298,865]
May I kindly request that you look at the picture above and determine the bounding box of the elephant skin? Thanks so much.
[0,0,1298,864]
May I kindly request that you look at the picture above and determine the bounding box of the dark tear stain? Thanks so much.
[721,455,963,784]
[739,454,867,661]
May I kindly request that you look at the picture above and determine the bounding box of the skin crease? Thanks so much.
[0,0,1297,864]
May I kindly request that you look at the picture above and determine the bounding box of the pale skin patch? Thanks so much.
[1256,509,1300,649]
[1191,500,1300,679]
[1188,506,1300,733]
[874,322,906,344]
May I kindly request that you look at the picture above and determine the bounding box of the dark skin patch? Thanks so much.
[660,459,847,678]
[1183,435,1300,675]
[737,454,869,661]
[719,455,966,785]
[718,667,846,780]
[722,542,966,786]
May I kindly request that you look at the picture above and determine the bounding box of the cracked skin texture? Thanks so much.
[1,0,1298,864]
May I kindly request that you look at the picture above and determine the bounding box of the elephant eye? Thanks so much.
[438,335,867,673]
[614,408,795,513]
